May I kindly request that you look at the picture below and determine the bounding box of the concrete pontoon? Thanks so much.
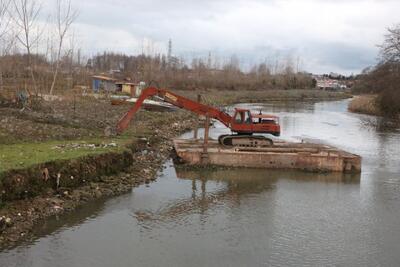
[173,139,361,173]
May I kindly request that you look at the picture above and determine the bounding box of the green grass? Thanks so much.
[0,136,134,174]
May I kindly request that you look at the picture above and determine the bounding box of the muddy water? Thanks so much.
[1,99,400,266]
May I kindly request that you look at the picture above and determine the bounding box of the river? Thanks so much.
[1,99,400,266]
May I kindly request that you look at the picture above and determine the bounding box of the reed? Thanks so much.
[348,95,380,115]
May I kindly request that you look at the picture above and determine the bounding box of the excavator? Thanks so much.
[116,87,281,147]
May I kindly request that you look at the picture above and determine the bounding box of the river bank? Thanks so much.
[0,89,350,248]
[0,111,194,248]
[348,95,400,131]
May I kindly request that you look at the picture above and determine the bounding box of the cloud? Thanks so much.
[301,42,378,74]
[51,0,400,74]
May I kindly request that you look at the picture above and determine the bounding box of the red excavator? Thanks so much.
[117,87,280,147]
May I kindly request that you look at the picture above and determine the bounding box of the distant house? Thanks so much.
[318,80,334,90]
[312,73,349,91]
[92,75,117,92]
[316,79,347,90]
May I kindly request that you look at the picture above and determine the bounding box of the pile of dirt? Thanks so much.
[0,113,95,143]
[0,96,132,143]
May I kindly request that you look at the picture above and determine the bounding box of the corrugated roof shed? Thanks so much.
[92,75,117,82]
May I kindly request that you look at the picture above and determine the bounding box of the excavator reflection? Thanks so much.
[133,167,360,224]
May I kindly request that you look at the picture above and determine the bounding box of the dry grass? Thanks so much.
[348,95,380,115]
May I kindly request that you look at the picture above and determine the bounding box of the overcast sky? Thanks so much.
[63,0,400,74]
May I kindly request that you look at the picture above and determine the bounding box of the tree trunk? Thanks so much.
[49,61,60,95]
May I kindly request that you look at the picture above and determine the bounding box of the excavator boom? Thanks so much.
[117,87,232,134]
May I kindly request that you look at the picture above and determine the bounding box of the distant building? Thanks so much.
[92,75,117,92]
[315,78,347,90]
[311,72,350,90]
[92,75,146,96]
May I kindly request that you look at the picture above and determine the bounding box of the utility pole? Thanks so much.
[167,39,172,67]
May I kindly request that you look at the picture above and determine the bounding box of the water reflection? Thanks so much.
[133,167,360,226]
[359,117,400,137]
[232,101,316,114]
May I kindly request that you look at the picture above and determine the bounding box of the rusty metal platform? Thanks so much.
[173,139,361,173]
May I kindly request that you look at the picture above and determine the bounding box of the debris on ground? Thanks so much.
[51,142,118,150]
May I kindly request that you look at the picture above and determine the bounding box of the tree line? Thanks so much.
[89,52,314,91]
[0,0,314,97]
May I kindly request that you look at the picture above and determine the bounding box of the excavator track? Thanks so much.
[218,135,273,148]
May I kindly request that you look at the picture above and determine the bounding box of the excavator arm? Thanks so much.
[117,87,232,134]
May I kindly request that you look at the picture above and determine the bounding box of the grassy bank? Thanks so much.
[348,95,380,116]
[0,137,132,174]
[0,107,194,195]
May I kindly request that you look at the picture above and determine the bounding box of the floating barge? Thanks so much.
[173,139,361,173]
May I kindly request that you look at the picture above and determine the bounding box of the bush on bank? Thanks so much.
[353,62,400,117]
[353,24,400,118]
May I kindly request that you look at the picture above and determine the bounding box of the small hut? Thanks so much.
[92,75,117,92]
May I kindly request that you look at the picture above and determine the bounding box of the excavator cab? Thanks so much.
[231,108,280,136]
[233,109,252,124]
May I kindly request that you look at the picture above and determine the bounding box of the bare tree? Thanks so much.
[0,0,11,90]
[49,0,77,95]
[12,0,42,94]
[356,24,400,116]
[380,24,400,63]
[0,0,11,40]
